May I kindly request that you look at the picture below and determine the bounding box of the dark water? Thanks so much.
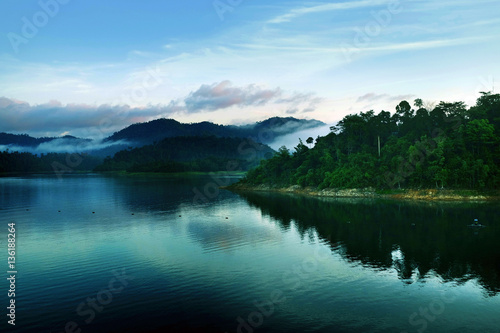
[0,174,499,333]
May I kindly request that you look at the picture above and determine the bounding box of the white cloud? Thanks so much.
[0,0,498,129]
[184,81,281,112]
[267,0,391,24]
[0,97,178,138]
[0,83,323,137]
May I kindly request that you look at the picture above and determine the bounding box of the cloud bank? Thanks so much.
[184,81,281,112]
[0,138,129,155]
[0,81,322,138]
[184,81,321,114]
[0,97,176,138]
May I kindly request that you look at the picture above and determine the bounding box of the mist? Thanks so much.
[268,124,333,151]
[0,138,130,156]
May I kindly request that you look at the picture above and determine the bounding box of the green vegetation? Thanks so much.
[242,92,500,190]
[105,116,324,146]
[94,135,274,173]
[0,151,102,173]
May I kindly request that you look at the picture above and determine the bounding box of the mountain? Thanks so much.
[95,136,275,173]
[0,133,59,147]
[0,117,325,158]
[0,133,92,149]
[104,117,325,146]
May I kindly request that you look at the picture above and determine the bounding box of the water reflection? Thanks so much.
[232,191,500,295]
[2,174,499,332]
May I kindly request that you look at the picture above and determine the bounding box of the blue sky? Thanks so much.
[0,0,499,138]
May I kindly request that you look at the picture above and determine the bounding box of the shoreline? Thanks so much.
[96,170,246,178]
[0,170,247,178]
[224,183,500,201]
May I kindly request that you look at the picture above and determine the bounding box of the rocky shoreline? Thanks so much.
[224,183,500,201]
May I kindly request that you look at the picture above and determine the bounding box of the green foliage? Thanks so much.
[242,92,500,190]
[0,151,102,173]
[94,136,275,173]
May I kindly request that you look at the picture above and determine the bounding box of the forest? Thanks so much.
[242,92,500,190]
[0,151,102,174]
[104,116,324,146]
[0,135,274,174]
[94,135,274,173]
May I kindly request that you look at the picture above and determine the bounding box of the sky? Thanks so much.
[0,0,499,138]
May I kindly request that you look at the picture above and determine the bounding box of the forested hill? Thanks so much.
[105,117,325,146]
[0,133,89,147]
[0,151,102,173]
[240,92,500,190]
[95,136,275,173]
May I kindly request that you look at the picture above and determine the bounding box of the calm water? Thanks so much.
[0,174,499,333]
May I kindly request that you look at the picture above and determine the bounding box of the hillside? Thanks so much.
[0,117,324,158]
[0,151,102,174]
[0,133,90,148]
[238,92,500,191]
[104,117,325,146]
[95,136,275,173]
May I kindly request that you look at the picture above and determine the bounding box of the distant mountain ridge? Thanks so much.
[105,116,325,146]
[0,117,325,157]
[0,133,89,147]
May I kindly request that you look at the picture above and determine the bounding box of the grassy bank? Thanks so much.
[224,183,500,201]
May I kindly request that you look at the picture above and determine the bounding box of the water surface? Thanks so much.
[0,174,499,332]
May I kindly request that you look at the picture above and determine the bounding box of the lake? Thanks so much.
[0,174,499,333]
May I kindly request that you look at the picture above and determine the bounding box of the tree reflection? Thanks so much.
[234,190,500,295]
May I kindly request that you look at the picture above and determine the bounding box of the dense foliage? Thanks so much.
[0,151,102,173]
[95,135,275,172]
[242,93,500,189]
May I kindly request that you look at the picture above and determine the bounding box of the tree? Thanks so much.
[240,92,499,190]
[414,98,423,109]
[463,119,496,156]
[396,100,413,118]
[306,137,314,148]
[277,146,291,159]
